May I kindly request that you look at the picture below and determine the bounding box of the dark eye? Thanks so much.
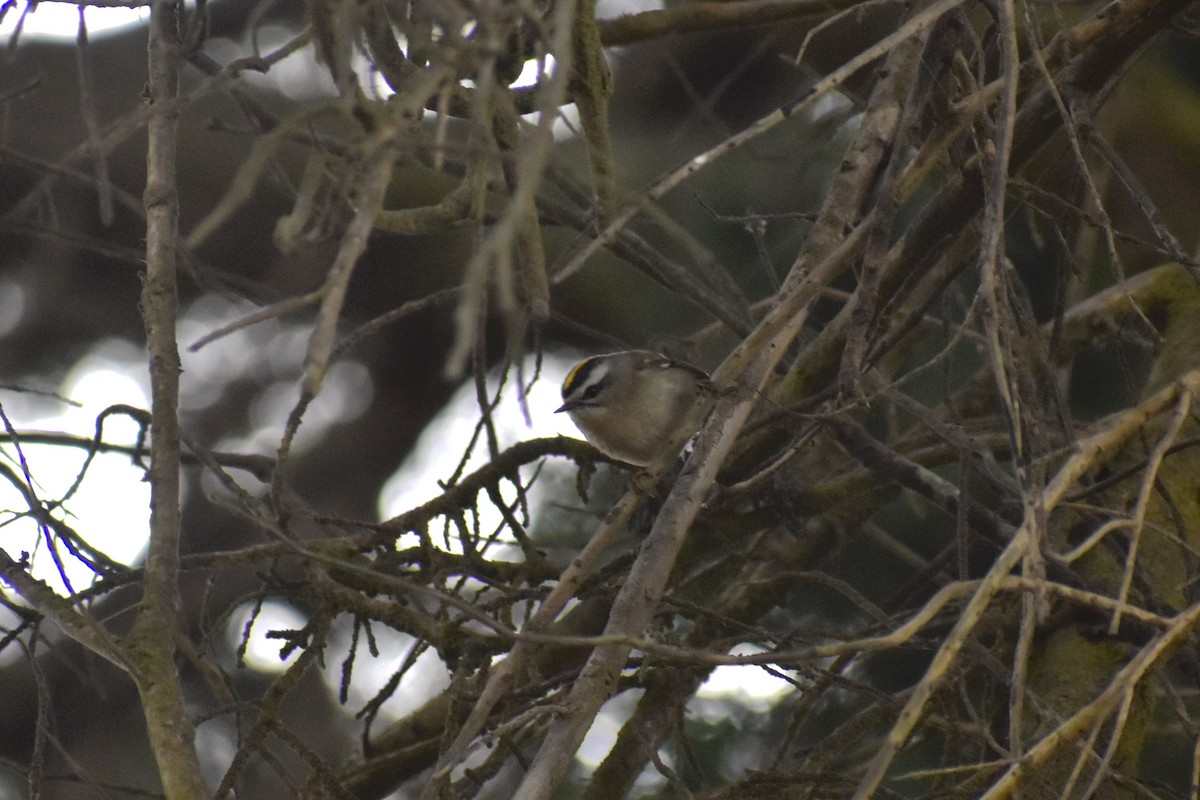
[582,383,603,400]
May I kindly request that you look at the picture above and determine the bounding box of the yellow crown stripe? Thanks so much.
[562,359,591,392]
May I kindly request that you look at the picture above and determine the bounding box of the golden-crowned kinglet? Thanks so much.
[556,350,713,466]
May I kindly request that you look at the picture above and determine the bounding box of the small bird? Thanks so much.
[556,350,713,466]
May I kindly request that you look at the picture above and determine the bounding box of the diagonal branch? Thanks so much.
[851,367,1200,798]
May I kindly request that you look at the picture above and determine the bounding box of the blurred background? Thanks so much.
[5,0,1200,797]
